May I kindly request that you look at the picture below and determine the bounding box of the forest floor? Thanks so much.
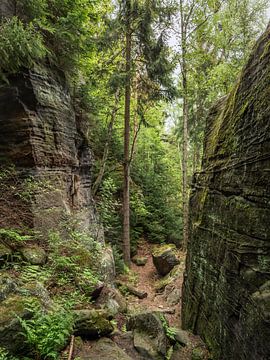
[71,240,207,359]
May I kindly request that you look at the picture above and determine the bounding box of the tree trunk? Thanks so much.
[123,0,132,266]
[180,0,189,251]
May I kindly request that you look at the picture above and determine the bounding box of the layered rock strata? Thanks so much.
[0,66,103,241]
[182,25,270,359]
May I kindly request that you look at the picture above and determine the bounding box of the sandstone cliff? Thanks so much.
[182,25,270,359]
[0,66,103,241]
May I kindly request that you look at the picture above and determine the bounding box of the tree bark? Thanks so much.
[123,0,132,266]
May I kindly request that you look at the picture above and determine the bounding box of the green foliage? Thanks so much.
[0,228,31,245]
[0,17,47,80]
[160,314,177,342]
[19,307,74,360]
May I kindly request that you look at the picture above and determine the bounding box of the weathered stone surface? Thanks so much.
[127,311,168,358]
[99,246,116,282]
[182,25,270,359]
[20,245,47,265]
[74,309,114,338]
[152,245,180,276]
[78,337,132,360]
[0,66,104,241]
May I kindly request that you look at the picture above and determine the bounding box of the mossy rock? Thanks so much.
[152,245,180,276]
[77,337,132,360]
[0,243,12,265]
[132,256,148,266]
[0,273,17,301]
[73,309,114,338]
[127,311,168,358]
[20,246,47,265]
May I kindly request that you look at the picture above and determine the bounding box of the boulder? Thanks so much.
[96,286,127,316]
[132,256,148,266]
[127,311,168,359]
[78,337,132,360]
[20,246,47,265]
[152,245,180,276]
[73,309,114,338]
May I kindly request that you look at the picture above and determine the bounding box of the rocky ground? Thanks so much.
[67,241,208,360]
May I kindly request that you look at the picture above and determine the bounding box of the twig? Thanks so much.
[68,335,75,360]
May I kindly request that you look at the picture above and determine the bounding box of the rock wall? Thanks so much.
[182,25,270,359]
[0,65,103,242]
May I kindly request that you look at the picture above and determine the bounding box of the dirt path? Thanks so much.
[123,240,186,327]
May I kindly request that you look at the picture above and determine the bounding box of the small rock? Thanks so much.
[20,246,47,265]
[132,256,148,266]
[74,309,114,338]
[192,346,207,360]
[174,329,190,346]
[0,274,17,301]
[78,337,132,360]
[152,245,180,276]
[0,243,12,265]
[166,289,181,306]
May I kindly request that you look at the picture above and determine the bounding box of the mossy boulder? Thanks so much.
[132,256,148,266]
[127,311,168,359]
[152,245,180,276]
[20,245,47,265]
[73,309,114,338]
[78,337,132,360]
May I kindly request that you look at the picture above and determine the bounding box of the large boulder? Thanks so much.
[127,311,168,359]
[73,309,114,338]
[182,24,270,360]
[152,245,180,276]
[78,337,132,360]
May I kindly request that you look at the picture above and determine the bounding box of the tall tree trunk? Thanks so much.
[123,0,132,266]
[92,89,120,196]
[180,0,189,251]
